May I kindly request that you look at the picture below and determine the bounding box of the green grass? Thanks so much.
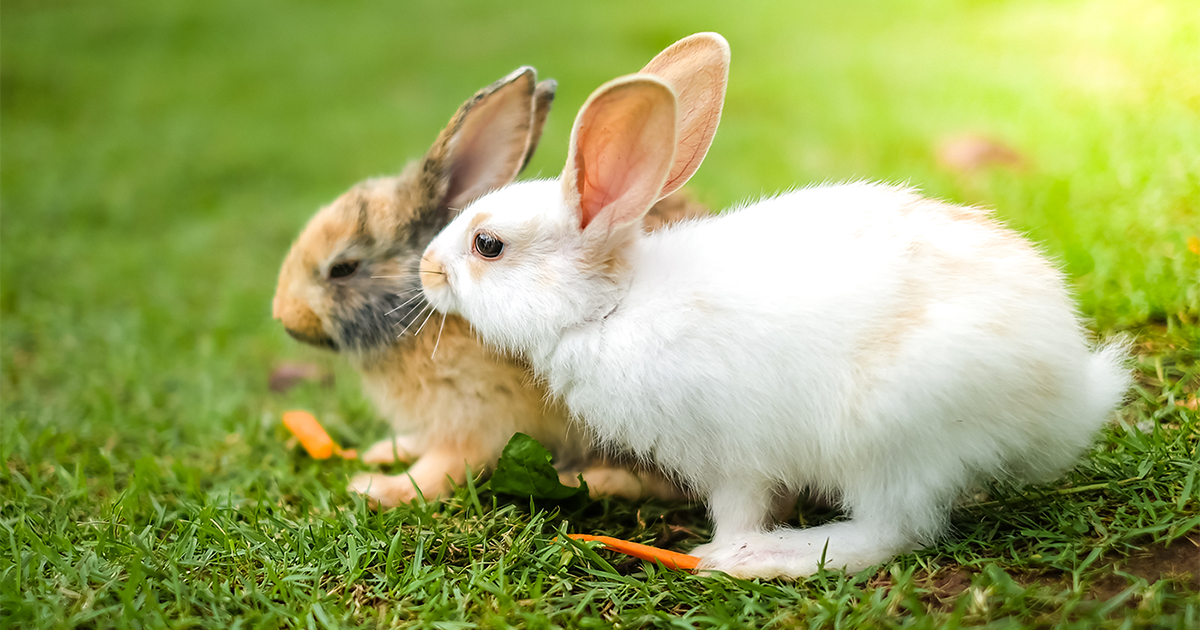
[2,0,1197,627]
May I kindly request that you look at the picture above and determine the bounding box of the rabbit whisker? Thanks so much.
[386,292,425,315]
[430,312,447,360]
[403,295,430,318]
[413,305,437,338]
[370,274,416,279]
[386,297,424,317]
[392,300,428,328]
[419,270,445,275]
[395,305,431,338]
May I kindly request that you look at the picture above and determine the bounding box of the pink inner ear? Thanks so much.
[639,33,729,199]
[570,79,677,232]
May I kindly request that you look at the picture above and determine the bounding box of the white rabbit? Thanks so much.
[418,33,1130,578]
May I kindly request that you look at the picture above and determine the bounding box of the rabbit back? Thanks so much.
[546,182,1127,519]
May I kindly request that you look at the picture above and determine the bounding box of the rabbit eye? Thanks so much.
[473,233,504,259]
[329,261,360,279]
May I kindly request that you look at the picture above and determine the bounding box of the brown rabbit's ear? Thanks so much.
[519,79,557,173]
[562,75,677,234]
[639,32,730,199]
[424,67,538,212]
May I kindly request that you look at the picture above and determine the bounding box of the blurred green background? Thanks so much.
[2,1,1197,626]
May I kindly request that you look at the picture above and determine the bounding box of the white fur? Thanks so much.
[424,178,1129,578]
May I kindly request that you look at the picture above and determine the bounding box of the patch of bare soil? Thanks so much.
[924,566,975,607]
[911,533,1199,613]
[1087,533,1199,601]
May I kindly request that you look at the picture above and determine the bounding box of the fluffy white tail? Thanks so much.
[1087,338,1134,427]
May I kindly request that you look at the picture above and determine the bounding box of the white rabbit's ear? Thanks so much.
[425,67,538,212]
[640,32,730,198]
[519,79,557,173]
[563,75,678,233]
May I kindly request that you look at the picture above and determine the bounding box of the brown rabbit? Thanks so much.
[273,65,709,507]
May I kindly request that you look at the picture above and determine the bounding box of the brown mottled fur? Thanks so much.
[274,69,703,507]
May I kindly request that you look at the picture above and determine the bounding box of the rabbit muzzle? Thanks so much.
[419,254,447,290]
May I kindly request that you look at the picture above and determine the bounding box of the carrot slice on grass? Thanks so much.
[282,410,334,459]
[281,410,356,460]
[568,534,700,571]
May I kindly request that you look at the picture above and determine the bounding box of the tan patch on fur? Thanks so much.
[467,212,492,233]
[861,300,928,368]
[851,239,932,401]
[467,256,490,283]
[849,196,1070,423]
[983,319,1012,338]
[536,265,557,288]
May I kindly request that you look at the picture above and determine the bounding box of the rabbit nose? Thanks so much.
[419,254,447,290]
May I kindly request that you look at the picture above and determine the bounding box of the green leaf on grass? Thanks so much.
[490,433,589,501]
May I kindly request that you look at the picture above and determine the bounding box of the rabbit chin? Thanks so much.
[421,281,540,361]
[285,326,339,351]
[420,289,459,325]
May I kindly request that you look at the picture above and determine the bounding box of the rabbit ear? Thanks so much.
[519,79,557,173]
[562,75,678,233]
[425,67,538,212]
[639,32,730,199]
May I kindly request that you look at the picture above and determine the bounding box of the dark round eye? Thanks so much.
[473,233,504,259]
[329,260,359,279]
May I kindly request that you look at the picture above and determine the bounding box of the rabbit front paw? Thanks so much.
[348,472,427,507]
[360,435,422,464]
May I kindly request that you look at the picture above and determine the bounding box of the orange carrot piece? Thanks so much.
[568,534,700,571]
[282,410,334,459]
[281,410,357,460]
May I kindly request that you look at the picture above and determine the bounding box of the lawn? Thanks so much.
[2,0,1197,627]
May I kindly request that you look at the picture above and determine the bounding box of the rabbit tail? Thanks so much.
[1015,337,1132,485]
